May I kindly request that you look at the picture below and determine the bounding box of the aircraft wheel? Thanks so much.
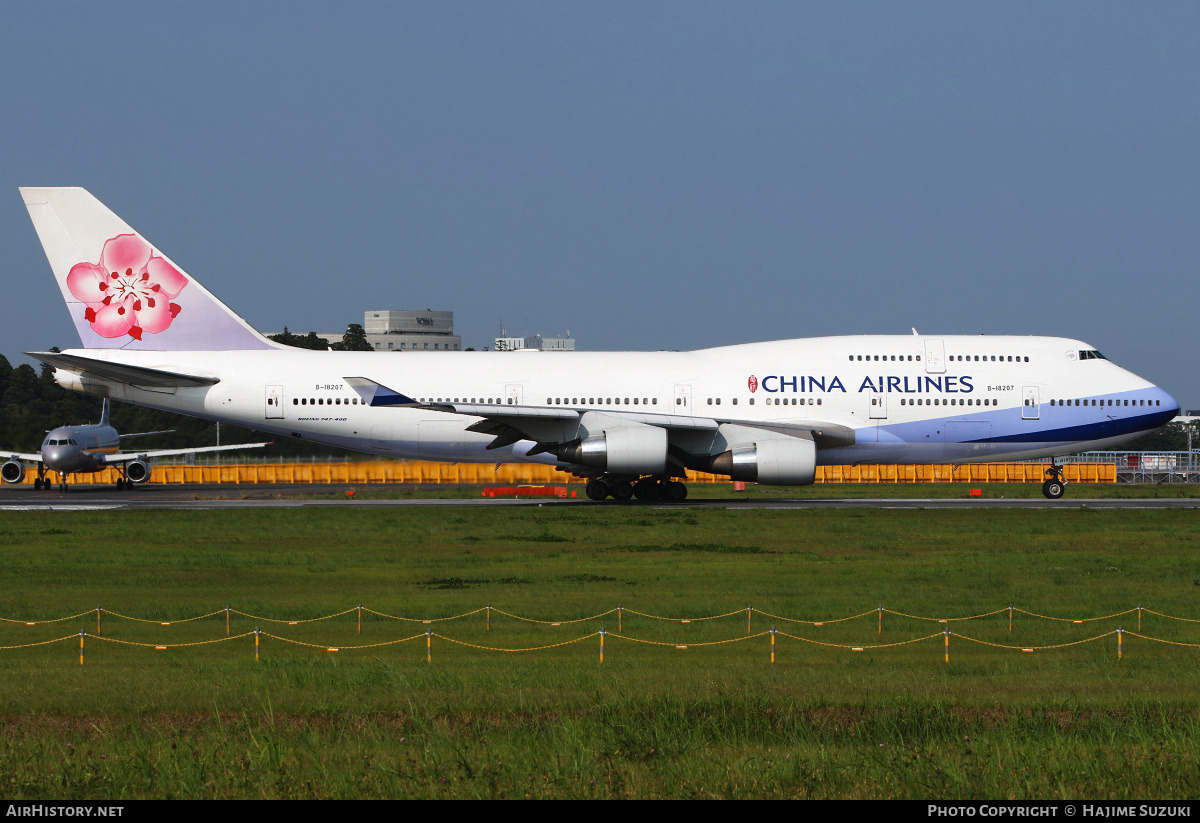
[115,479,124,491]
[585,480,608,501]
[33,479,42,491]
[665,481,688,502]
[633,479,662,501]
[1042,479,1065,500]
[612,481,635,502]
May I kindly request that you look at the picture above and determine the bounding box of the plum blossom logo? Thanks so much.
[748,375,758,393]
[66,234,187,340]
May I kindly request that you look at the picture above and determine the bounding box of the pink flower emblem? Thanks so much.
[66,234,187,340]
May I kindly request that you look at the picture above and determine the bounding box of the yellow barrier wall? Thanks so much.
[20,460,1115,485]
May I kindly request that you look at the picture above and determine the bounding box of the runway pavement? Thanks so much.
[0,484,1197,510]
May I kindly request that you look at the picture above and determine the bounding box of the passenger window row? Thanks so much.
[851,355,920,362]
[900,398,996,406]
[293,398,359,406]
[1051,398,1160,407]
[418,398,516,404]
[948,355,1028,362]
[545,398,657,406]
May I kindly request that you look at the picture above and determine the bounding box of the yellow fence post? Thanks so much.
[486,604,491,632]
[618,605,623,633]
[254,627,260,662]
[770,626,776,665]
[426,628,432,664]
[747,605,752,636]
[357,604,363,634]
[96,606,102,637]
[226,606,231,636]
[878,605,883,634]
[1117,626,1123,661]
[79,630,85,666]
[1137,605,1142,633]
[1009,603,1014,634]
[599,627,606,663]
[943,627,950,663]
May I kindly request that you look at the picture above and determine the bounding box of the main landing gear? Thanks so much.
[1042,461,1067,500]
[585,476,688,502]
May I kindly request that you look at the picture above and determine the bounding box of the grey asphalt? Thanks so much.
[0,484,1197,510]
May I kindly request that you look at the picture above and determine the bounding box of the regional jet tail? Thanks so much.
[19,187,1181,501]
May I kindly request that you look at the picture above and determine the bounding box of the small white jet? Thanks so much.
[1,397,269,491]
[16,187,1180,500]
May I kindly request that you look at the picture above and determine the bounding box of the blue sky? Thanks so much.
[1,3,1196,406]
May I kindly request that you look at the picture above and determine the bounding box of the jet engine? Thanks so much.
[124,460,151,484]
[1,460,25,485]
[556,424,668,475]
[711,437,816,486]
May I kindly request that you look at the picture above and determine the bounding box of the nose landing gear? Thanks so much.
[1042,462,1067,499]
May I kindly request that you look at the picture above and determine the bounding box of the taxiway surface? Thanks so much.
[0,485,1197,511]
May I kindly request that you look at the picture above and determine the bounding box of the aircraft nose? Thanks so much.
[1161,388,1181,417]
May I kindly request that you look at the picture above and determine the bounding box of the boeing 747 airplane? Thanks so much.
[18,187,1179,500]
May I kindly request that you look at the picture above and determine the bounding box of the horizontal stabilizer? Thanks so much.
[344,377,418,407]
[26,352,219,388]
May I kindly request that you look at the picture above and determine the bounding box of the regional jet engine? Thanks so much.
[710,437,817,486]
[124,460,151,484]
[1,460,25,485]
[556,424,668,475]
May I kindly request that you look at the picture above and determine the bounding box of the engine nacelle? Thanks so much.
[711,437,816,486]
[1,460,26,485]
[125,460,151,484]
[556,424,668,475]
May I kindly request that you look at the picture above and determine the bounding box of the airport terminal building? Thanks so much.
[320,310,462,351]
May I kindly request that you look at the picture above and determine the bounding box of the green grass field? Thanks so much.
[1,503,1198,798]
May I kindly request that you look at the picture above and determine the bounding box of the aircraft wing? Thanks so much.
[102,441,270,464]
[345,377,855,449]
[3,452,44,465]
[26,352,220,388]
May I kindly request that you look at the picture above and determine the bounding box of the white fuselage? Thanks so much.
[52,334,1178,468]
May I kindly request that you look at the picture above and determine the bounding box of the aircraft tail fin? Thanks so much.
[99,397,110,427]
[19,187,277,351]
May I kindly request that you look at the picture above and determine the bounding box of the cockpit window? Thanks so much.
[1079,350,1107,361]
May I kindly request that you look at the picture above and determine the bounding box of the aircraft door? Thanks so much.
[505,384,523,406]
[674,384,692,411]
[265,385,284,419]
[1022,386,1040,420]
[869,392,887,419]
[371,425,393,451]
[924,339,946,374]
